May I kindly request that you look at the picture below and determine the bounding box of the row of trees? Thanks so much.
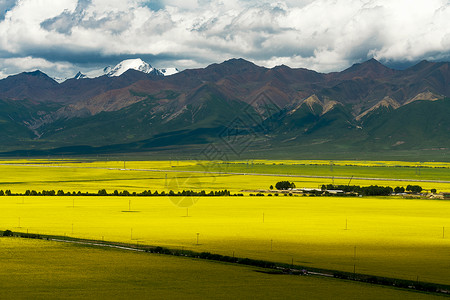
[321,184,427,196]
[321,184,393,196]
[393,185,428,193]
[0,189,240,197]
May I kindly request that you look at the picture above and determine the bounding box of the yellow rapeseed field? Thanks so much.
[0,159,449,193]
[1,159,449,286]
[1,195,449,285]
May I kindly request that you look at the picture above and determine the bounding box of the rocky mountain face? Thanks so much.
[0,58,448,158]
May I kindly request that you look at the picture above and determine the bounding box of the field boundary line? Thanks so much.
[1,163,450,183]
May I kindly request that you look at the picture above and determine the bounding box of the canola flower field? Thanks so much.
[0,159,449,287]
[0,238,443,300]
[0,159,449,193]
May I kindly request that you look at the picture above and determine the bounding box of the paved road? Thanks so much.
[50,238,146,252]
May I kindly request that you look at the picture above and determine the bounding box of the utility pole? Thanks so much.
[348,176,353,186]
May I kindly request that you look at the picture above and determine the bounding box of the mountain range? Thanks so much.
[54,58,179,82]
[0,58,448,159]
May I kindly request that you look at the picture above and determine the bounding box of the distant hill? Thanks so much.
[0,58,448,159]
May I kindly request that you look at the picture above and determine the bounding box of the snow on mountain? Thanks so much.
[69,59,179,81]
[84,67,107,79]
[159,68,179,76]
[53,77,67,84]
[106,58,154,77]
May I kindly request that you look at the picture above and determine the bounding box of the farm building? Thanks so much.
[428,192,450,200]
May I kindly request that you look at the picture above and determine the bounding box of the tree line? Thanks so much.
[321,184,427,196]
[0,189,243,197]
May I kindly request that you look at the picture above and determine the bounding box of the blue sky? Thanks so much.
[0,0,449,79]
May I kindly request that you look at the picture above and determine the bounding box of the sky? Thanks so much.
[0,0,449,80]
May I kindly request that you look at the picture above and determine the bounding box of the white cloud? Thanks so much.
[0,56,75,79]
[0,0,448,78]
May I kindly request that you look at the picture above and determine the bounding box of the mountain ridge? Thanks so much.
[0,58,449,158]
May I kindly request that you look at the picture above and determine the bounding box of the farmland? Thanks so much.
[0,159,450,291]
[0,238,443,300]
[0,159,449,194]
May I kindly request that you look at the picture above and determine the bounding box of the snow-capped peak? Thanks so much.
[71,58,179,81]
[106,58,154,77]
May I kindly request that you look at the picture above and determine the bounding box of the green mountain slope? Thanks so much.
[37,85,257,149]
[0,99,60,151]
[362,98,450,150]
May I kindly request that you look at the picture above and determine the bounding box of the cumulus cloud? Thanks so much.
[0,0,449,78]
